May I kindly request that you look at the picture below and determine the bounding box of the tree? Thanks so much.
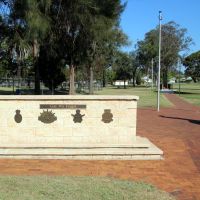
[98,27,129,88]
[38,44,66,92]
[114,52,132,89]
[129,51,141,87]
[76,0,127,94]
[0,15,10,76]
[51,0,98,95]
[22,0,51,94]
[137,21,192,88]
[0,2,31,82]
[5,0,51,94]
[1,0,128,95]
[183,51,200,82]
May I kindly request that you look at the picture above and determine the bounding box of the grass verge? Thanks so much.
[95,86,172,108]
[0,176,175,200]
[173,83,200,106]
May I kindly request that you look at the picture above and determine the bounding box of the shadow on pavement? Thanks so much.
[160,115,200,125]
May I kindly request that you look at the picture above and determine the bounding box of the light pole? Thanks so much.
[178,57,181,96]
[151,58,154,90]
[157,11,162,112]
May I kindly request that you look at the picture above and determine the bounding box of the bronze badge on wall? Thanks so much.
[14,110,22,123]
[71,109,85,123]
[102,109,113,123]
[38,110,57,124]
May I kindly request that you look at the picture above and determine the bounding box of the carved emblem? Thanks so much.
[102,109,113,123]
[38,110,57,124]
[71,109,85,123]
[14,110,22,123]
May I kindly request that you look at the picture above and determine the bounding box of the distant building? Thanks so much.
[114,80,128,87]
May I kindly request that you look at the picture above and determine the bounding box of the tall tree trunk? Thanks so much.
[33,39,40,94]
[132,68,137,87]
[192,77,197,83]
[17,65,21,77]
[124,79,126,89]
[132,77,135,87]
[102,68,106,87]
[34,62,40,94]
[89,66,94,94]
[69,64,75,95]
[17,64,21,89]
[51,80,54,95]
[163,68,168,88]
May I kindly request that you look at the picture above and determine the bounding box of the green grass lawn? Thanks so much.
[0,85,172,108]
[0,86,15,95]
[95,86,172,108]
[0,176,175,200]
[173,83,200,106]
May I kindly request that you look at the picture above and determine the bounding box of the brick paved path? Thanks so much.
[0,94,200,200]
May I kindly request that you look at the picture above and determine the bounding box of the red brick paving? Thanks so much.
[0,94,200,200]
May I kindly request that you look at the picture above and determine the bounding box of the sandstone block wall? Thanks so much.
[0,95,139,147]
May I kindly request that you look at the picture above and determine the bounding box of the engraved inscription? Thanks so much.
[38,110,57,124]
[14,110,22,123]
[102,109,113,123]
[40,104,86,109]
[71,109,85,123]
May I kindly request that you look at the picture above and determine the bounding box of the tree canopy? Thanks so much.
[183,50,200,82]
[0,0,128,93]
[1,1,195,93]
[136,21,192,87]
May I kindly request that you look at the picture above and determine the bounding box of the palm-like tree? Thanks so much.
[11,0,51,94]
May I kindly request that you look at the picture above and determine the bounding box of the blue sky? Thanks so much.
[120,0,200,55]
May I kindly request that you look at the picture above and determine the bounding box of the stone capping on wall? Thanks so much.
[0,95,139,101]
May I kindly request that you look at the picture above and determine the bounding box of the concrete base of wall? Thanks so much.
[0,136,163,160]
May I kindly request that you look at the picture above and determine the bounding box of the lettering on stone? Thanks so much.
[38,110,57,124]
[40,104,86,109]
[71,109,85,123]
[102,109,113,123]
[14,110,22,123]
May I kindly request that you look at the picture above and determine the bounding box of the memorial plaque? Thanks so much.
[14,110,22,123]
[71,109,85,123]
[102,109,113,123]
[40,104,86,109]
[38,110,57,124]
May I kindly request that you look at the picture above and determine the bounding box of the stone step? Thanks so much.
[0,155,163,160]
[0,147,161,155]
[0,138,163,160]
[0,136,151,148]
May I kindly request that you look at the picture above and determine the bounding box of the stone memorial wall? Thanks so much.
[0,95,163,159]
